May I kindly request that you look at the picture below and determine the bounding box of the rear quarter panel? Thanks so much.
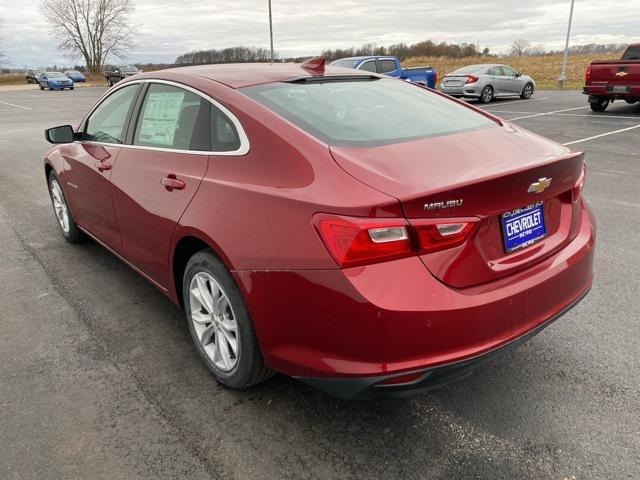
[174,82,402,272]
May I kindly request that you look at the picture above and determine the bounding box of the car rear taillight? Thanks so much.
[465,75,479,84]
[573,165,586,200]
[314,214,413,268]
[411,220,477,255]
[585,65,592,85]
[314,214,477,268]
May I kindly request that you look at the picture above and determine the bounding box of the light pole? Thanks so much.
[268,0,274,63]
[559,0,575,88]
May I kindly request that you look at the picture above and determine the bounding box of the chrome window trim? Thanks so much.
[77,78,250,156]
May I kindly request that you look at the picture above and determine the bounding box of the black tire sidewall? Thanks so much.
[522,83,534,99]
[183,250,261,389]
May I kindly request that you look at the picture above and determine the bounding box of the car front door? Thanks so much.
[500,66,522,94]
[64,83,141,252]
[486,66,508,95]
[109,82,216,287]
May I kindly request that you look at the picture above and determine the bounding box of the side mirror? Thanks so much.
[45,125,75,144]
[515,71,522,77]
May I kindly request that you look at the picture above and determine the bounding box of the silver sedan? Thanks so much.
[439,64,535,103]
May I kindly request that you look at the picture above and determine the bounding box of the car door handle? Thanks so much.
[95,161,112,171]
[161,175,186,191]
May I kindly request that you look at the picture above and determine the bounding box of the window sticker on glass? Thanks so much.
[138,91,185,146]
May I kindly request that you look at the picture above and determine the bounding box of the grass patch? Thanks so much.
[404,52,622,90]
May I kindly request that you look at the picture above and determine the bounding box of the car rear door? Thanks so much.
[64,83,141,252]
[109,82,214,288]
[378,58,400,77]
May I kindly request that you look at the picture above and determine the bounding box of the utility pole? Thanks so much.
[559,0,575,88]
[268,0,274,63]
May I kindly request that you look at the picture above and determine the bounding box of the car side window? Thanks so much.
[84,84,139,144]
[133,83,211,151]
[487,67,502,76]
[211,104,240,151]
[502,66,516,76]
[379,59,397,74]
[358,60,378,73]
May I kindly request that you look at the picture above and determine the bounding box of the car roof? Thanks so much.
[134,62,377,89]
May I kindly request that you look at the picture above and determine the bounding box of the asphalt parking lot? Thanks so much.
[0,86,638,479]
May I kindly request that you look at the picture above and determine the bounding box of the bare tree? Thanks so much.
[39,0,134,72]
[510,39,531,57]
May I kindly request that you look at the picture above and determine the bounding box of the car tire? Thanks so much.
[70,87,74,90]
[39,85,44,90]
[521,83,534,99]
[183,250,273,389]
[108,79,113,87]
[590,98,610,112]
[47,171,85,243]
[479,85,494,103]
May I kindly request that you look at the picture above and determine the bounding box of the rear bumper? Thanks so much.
[440,85,481,98]
[234,200,595,395]
[583,85,640,98]
[299,288,589,399]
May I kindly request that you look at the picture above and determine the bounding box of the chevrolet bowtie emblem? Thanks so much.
[616,71,628,77]
[528,177,552,194]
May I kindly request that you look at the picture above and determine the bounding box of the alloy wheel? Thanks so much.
[50,179,70,234]
[189,272,240,372]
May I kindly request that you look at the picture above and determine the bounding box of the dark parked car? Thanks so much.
[104,65,141,86]
[64,70,86,83]
[25,69,45,84]
[42,58,595,399]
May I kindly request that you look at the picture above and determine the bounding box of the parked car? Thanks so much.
[39,71,74,90]
[42,58,594,399]
[440,64,535,103]
[25,69,44,84]
[104,65,141,86]
[330,55,437,88]
[584,43,640,112]
[64,70,86,83]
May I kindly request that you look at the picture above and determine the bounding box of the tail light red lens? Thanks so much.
[314,214,477,268]
[411,220,477,255]
[465,74,479,84]
[585,65,592,85]
[314,214,413,268]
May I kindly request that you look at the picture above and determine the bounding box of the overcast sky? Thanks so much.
[1,0,639,68]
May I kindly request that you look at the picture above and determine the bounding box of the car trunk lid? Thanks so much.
[330,124,585,288]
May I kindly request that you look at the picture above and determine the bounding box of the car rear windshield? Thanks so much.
[241,78,494,147]
[622,46,640,60]
[450,65,486,74]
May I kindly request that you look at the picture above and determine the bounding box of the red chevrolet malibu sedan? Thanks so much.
[43,59,595,399]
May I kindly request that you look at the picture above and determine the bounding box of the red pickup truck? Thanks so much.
[584,43,640,111]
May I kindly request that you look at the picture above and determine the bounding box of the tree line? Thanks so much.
[320,41,488,62]
[175,47,276,65]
